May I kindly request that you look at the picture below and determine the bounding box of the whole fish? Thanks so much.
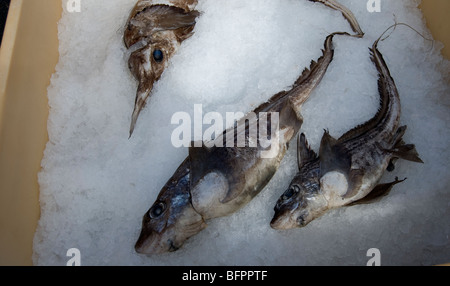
[124,0,362,136]
[124,0,200,136]
[270,35,423,230]
[135,33,342,254]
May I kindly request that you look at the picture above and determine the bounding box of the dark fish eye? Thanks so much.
[283,186,297,200]
[149,202,166,218]
[153,49,164,62]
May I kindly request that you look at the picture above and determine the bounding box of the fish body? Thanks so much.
[125,0,200,136]
[271,38,423,230]
[135,33,339,254]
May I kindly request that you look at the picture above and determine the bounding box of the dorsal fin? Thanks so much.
[297,133,317,170]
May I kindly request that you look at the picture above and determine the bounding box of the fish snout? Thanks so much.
[134,240,175,255]
[134,241,150,255]
[129,82,154,137]
[134,226,155,254]
[270,213,297,230]
[270,207,309,230]
[127,43,170,137]
[134,221,171,255]
[134,228,172,255]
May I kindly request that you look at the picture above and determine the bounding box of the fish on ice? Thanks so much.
[133,0,363,254]
[134,33,344,254]
[124,0,200,136]
[270,28,423,230]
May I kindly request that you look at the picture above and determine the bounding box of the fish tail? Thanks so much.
[309,0,364,37]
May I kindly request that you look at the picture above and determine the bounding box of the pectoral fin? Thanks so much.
[189,142,213,186]
[190,172,229,217]
[319,129,350,174]
[318,130,359,198]
[349,177,406,206]
[220,180,246,204]
[343,168,364,199]
[189,145,247,205]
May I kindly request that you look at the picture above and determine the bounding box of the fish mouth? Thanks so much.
[270,213,298,230]
[129,83,153,137]
[168,239,180,252]
[134,228,154,254]
[127,44,157,137]
[134,225,167,255]
[134,231,181,255]
[270,208,308,230]
[135,233,173,255]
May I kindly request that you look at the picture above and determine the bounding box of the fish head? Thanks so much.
[124,4,199,135]
[271,176,327,230]
[135,163,206,255]
[127,28,192,136]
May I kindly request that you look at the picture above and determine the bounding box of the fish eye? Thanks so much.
[282,186,298,200]
[152,49,164,63]
[149,202,166,218]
